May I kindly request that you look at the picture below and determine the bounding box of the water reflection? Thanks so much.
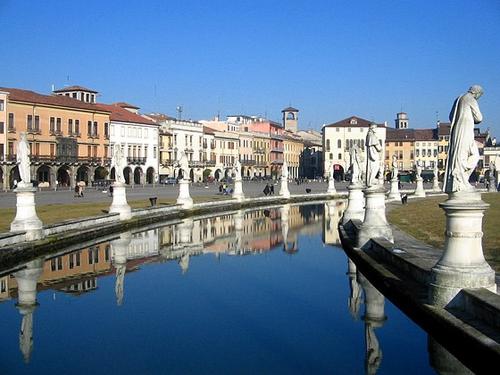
[0,203,467,373]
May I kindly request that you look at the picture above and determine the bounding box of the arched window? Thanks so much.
[286,112,295,120]
[337,140,341,148]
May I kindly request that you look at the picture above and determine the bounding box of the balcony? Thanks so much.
[161,160,175,167]
[270,133,283,140]
[270,147,284,153]
[204,160,216,167]
[127,157,147,165]
[7,126,16,133]
[241,160,256,166]
[27,128,42,135]
[253,147,265,154]
[77,156,101,164]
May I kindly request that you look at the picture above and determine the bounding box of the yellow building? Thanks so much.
[0,86,111,190]
[385,128,415,174]
[283,130,304,179]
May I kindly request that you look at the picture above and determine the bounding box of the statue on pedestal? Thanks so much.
[365,123,382,188]
[233,159,241,180]
[178,151,189,181]
[391,154,398,180]
[281,161,289,179]
[112,144,125,184]
[350,144,363,185]
[16,132,31,187]
[415,160,423,181]
[443,85,484,194]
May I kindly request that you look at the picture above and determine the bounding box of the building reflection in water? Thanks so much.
[0,204,324,363]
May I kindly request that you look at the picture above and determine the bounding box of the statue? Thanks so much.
[112,144,125,184]
[16,132,31,186]
[415,160,423,180]
[443,85,484,194]
[178,151,189,180]
[433,161,439,181]
[350,144,363,184]
[328,162,334,180]
[365,123,382,188]
[281,161,289,179]
[391,154,398,180]
[233,159,241,179]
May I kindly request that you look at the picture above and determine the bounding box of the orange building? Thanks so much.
[0,86,111,190]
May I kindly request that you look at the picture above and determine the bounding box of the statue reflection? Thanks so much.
[111,232,132,306]
[177,218,194,274]
[358,272,386,375]
[347,259,362,320]
[14,258,43,363]
[322,200,346,246]
[281,204,297,254]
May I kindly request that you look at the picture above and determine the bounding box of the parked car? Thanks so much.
[163,177,177,185]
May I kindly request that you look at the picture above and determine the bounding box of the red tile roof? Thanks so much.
[203,126,215,135]
[324,116,385,128]
[146,113,176,123]
[113,102,140,109]
[438,122,451,136]
[95,103,157,126]
[53,85,98,93]
[0,86,109,112]
[414,128,437,141]
[386,128,415,141]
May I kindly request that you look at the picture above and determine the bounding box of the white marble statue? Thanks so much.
[112,144,126,184]
[365,123,382,188]
[16,132,31,186]
[443,85,484,194]
[350,144,363,184]
[281,161,289,179]
[391,154,398,180]
[415,160,423,180]
[178,151,189,180]
[233,159,241,179]
[328,162,334,180]
[433,162,439,181]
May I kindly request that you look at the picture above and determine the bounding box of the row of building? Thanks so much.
[0,84,497,189]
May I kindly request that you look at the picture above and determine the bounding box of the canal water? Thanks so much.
[0,202,462,374]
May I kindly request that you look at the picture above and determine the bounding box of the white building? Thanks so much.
[323,116,387,180]
[98,103,159,184]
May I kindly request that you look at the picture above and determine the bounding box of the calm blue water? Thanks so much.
[0,203,441,374]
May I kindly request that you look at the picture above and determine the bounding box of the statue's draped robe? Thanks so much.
[443,93,482,193]
[365,130,381,187]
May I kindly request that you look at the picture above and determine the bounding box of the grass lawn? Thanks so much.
[0,195,231,233]
[388,192,500,269]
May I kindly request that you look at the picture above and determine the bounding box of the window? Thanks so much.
[8,113,14,130]
[27,115,33,131]
[329,153,333,160]
[0,122,4,134]
[337,140,341,148]
[0,99,4,111]
[93,121,98,136]
[338,153,342,160]
[87,121,92,135]
[56,118,61,133]
[34,115,40,131]
[153,146,157,158]
[326,139,330,151]
[416,150,420,157]
[75,120,80,135]
[93,145,97,157]
[50,144,55,156]
[68,119,73,134]
[50,117,55,133]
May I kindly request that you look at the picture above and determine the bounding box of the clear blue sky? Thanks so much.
[2,0,500,132]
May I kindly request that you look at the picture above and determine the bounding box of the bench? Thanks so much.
[149,197,157,206]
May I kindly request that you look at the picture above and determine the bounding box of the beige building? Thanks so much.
[283,130,304,179]
[323,116,387,180]
[0,86,111,190]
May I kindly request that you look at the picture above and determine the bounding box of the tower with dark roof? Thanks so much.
[282,106,299,133]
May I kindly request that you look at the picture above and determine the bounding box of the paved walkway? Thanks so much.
[0,180,351,208]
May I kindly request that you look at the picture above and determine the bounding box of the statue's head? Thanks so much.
[20,132,27,141]
[468,85,484,99]
[369,123,377,131]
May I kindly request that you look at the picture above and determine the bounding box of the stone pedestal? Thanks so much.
[429,192,496,307]
[109,182,131,220]
[387,178,400,201]
[488,177,497,192]
[176,179,193,209]
[279,177,290,198]
[10,184,43,240]
[414,178,426,197]
[342,183,365,224]
[327,178,336,195]
[357,186,393,250]
[232,178,245,201]
[433,178,440,192]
